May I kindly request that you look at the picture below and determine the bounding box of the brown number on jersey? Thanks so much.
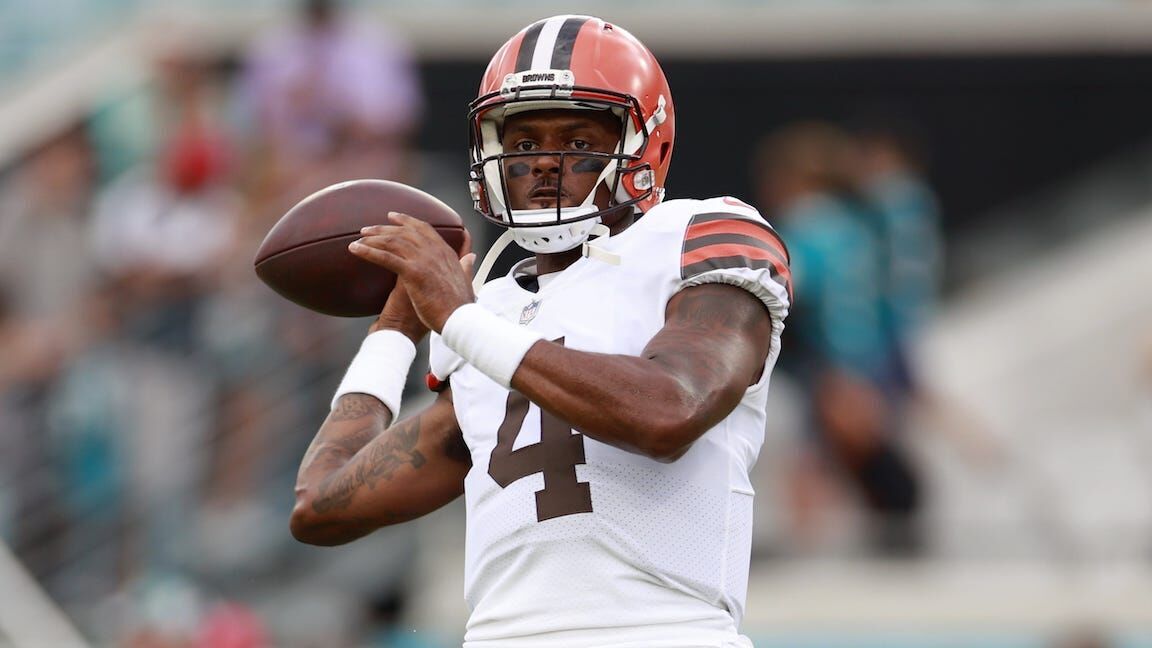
[488,385,593,521]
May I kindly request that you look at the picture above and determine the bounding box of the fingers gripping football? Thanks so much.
[350,212,476,332]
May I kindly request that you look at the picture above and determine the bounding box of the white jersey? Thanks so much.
[429,197,791,647]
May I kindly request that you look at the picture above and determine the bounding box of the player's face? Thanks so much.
[501,109,622,212]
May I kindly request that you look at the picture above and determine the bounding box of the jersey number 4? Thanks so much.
[488,390,594,522]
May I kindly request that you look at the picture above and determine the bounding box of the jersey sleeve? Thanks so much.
[676,205,792,324]
[426,332,465,391]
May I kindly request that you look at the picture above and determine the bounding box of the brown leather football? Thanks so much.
[254,179,467,317]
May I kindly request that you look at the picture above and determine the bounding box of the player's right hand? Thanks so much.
[366,225,472,343]
[354,213,478,334]
[369,279,427,344]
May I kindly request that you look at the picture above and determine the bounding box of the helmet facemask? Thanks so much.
[469,75,663,254]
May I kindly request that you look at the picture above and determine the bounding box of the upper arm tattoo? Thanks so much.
[645,284,773,388]
[665,288,747,333]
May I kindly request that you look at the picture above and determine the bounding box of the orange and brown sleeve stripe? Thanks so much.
[681,213,792,301]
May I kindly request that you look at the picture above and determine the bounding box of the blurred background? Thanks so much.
[1,0,1151,646]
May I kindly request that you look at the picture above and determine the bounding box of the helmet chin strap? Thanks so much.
[582,223,621,266]
[472,229,517,294]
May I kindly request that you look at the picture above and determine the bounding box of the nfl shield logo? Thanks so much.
[519,299,541,325]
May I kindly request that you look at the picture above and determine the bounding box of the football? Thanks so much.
[254,179,467,317]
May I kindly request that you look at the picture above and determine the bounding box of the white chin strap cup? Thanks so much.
[508,209,601,254]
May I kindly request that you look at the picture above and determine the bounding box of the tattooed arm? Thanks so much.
[290,387,470,546]
[511,283,772,462]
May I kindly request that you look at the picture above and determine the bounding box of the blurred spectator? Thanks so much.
[0,285,69,585]
[40,281,132,603]
[754,121,924,556]
[88,53,239,354]
[0,125,100,589]
[0,124,98,331]
[849,111,943,395]
[196,601,268,648]
[235,0,422,195]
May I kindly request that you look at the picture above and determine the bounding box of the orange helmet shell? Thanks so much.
[469,15,675,226]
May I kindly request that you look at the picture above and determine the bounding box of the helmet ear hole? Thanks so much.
[659,141,671,164]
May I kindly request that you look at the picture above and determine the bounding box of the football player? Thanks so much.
[291,15,791,647]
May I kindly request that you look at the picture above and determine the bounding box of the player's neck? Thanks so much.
[535,248,582,275]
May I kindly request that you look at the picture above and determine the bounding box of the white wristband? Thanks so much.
[441,303,545,389]
[330,330,417,418]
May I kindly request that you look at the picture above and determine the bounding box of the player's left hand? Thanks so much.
[351,212,476,333]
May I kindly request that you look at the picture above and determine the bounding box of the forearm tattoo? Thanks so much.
[330,393,388,422]
[300,395,388,467]
[311,416,427,513]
